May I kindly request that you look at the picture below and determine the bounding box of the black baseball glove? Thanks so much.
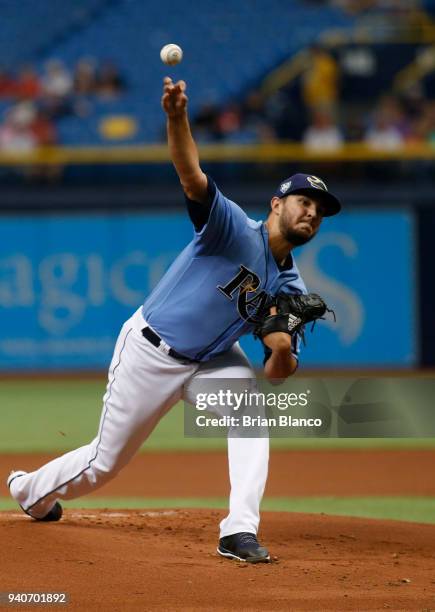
[254,292,333,341]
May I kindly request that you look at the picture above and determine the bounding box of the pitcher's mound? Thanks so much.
[1,508,435,610]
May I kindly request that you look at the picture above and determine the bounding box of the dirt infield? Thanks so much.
[1,449,435,610]
[1,509,435,610]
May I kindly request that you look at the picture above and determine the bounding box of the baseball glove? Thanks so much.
[254,292,333,341]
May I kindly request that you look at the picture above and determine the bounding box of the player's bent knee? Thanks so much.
[89,460,124,483]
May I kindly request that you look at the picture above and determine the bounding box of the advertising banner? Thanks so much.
[0,209,415,369]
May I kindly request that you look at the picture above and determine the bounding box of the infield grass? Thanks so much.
[1,495,435,524]
[1,380,435,452]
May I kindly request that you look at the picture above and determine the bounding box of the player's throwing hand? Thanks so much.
[161,77,188,118]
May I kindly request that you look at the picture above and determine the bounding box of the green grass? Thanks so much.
[1,495,435,524]
[1,380,435,452]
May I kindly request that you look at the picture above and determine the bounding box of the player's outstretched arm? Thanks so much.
[161,77,208,203]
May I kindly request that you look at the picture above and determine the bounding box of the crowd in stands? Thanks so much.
[0,58,125,152]
[191,44,435,151]
[0,44,433,152]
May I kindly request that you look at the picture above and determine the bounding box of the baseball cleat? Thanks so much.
[7,470,63,522]
[217,532,270,563]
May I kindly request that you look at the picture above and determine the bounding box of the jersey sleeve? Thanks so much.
[184,175,215,231]
[190,176,249,255]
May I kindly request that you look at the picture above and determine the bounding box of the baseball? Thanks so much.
[160,43,183,66]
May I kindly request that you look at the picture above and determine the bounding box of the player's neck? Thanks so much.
[265,221,294,264]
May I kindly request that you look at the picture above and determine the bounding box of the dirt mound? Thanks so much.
[1,509,435,610]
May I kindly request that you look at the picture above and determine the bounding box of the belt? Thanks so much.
[141,327,198,363]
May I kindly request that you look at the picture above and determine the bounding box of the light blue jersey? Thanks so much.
[142,178,307,362]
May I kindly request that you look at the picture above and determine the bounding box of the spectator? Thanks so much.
[215,102,242,140]
[398,81,426,121]
[377,95,410,137]
[192,102,220,141]
[365,105,404,150]
[303,109,344,150]
[97,60,125,99]
[262,89,305,141]
[31,109,57,146]
[0,102,37,152]
[0,68,16,97]
[14,65,40,99]
[344,112,366,142]
[302,44,340,116]
[42,59,73,99]
[40,60,73,119]
[74,57,97,96]
[242,91,266,124]
[237,91,276,143]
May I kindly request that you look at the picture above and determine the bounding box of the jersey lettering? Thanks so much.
[218,265,269,323]
[217,265,259,298]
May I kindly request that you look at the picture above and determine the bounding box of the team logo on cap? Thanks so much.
[280,181,291,194]
[307,176,327,191]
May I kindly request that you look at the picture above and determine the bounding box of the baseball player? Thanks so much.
[7,77,341,564]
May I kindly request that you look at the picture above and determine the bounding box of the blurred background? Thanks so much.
[0,0,434,373]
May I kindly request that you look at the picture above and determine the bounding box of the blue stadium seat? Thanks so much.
[0,0,108,66]
[0,0,355,144]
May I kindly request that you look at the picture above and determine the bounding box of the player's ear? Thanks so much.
[270,196,282,215]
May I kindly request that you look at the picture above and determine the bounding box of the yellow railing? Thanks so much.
[0,142,434,165]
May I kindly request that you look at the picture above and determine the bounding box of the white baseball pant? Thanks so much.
[9,307,269,537]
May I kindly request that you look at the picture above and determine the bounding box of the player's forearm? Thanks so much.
[167,112,206,197]
[264,348,297,381]
[162,78,207,201]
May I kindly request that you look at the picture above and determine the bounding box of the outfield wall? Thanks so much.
[0,207,416,370]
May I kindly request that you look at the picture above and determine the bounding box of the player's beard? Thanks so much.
[279,214,317,247]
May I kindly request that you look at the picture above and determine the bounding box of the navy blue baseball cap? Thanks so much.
[274,173,341,217]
